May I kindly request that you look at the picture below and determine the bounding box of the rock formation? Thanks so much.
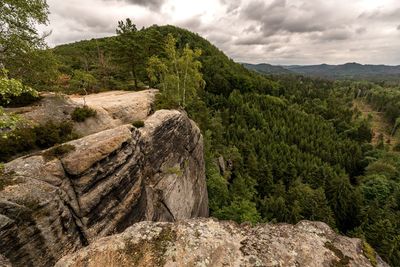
[0,107,208,266]
[56,218,389,267]
[10,90,157,137]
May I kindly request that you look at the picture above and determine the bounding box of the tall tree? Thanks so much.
[0,0,49,70]
[114,18,144,88]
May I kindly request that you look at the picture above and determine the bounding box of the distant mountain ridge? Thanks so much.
[241,63,293,75]
[243,62,400,81]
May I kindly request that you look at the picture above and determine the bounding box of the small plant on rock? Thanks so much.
[71,106,97,122]
[132,120,145,128]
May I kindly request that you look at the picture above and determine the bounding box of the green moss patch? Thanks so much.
[132,120,145,128]
[121,226,177,266]
[362,241,377,267]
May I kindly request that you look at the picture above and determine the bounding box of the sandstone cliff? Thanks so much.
[0,103,208,266]
[56,218,389,267]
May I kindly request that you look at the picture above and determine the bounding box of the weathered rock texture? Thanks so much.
[0,109,208,267]
[9,90,157,137]
[56,218,389,267]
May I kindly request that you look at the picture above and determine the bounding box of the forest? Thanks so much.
[1,5,400,265]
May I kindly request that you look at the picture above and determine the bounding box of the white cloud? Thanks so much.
[41,0,400,65]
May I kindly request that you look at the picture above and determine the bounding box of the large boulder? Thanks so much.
[56,218,389,267]
[0,109,208,266]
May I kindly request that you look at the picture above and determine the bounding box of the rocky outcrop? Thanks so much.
[0,109,208,266]
[10,90,157,137]
[56,218,389,267]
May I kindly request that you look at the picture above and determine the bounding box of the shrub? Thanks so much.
[71,106,97,122]
[393,142,400,152]
[0,120,78,162]
[0,92,41,107]
[132,120,145,128]
[0,71,39,106]
[34,121,76,148]
[0,126,37,161]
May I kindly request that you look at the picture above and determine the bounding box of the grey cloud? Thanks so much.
[220,0,242,14]
[235,36,268,45]
[241,0,326,38]
[114,0,165,10]
[359,8,400,22]
[397,25,400,30]
[177,17,202,31]
[235,34,290,46]
[318,29,351,41]
[356,27,366,34]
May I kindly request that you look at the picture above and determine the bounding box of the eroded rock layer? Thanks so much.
[56,218,389,267]
[0,110,208,266]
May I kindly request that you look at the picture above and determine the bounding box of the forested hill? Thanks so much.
[244,62,400,81]
[5,23,398,265]
[53,25,276,96]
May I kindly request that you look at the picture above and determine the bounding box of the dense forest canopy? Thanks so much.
[1,14,400,266]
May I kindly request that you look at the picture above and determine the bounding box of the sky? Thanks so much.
[41,0,400,65]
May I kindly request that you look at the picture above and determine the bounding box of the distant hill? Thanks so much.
[244,62,400,81]
[242,63,293,75]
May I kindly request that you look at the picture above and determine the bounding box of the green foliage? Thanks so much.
[71,106,97,122]
[132,120,145,128]
[0,120,77,162]
[363,241,378,267]
[0,0,57,86]
[0,70,39,105]
[213,199,261,224]
[69,70,98,94]
[34,121,75,148]
[165,166,183,176]
[147,34,205,108]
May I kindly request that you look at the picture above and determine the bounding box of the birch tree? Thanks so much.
[147,34,204,108]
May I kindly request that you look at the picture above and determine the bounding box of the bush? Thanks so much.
[153,93,180,110]
[34,121,76,148]
[0,120,77,162]
[71,106,97,122]
[393,142,400,152]
[0,126,37,161]
[132,120,145,128]
[0,92,41,107]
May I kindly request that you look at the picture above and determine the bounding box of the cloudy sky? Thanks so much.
[41,0,400,65]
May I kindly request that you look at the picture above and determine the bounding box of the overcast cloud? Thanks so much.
[41,0,400,65]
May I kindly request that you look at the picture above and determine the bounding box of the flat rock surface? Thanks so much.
[56,218,389,267]
[9,89,157,137]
